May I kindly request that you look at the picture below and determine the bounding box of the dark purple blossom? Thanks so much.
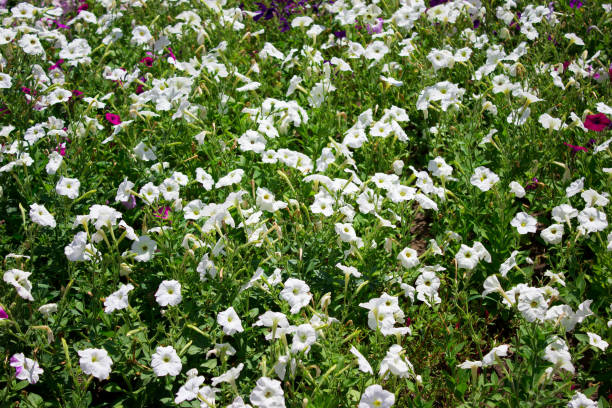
[569,0,583,9]
[525,177,539,191]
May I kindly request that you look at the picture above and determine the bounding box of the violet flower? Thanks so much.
[525,177,539,191]
[569,0,583,9]
[366,18,383,34]
[122,195,137,210]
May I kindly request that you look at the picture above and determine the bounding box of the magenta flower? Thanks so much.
[56,142,67,156]
[563,142,588,155]
[569,0,583,8]
[0,307,8,319]
[154,206,171,220]
[49,59,64,70]
[167,47,177,61]
[584,113,611,132]
[77,1,89,13]
[53,20,70,29]
[140,57,154,67]
[105,113,121,125]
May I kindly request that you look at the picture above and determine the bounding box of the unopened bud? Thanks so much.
[392,159,404,175]
[320,292,331,311]
[120,263,132,276]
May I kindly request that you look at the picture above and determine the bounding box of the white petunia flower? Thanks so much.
[470,166,499,192]
[359,384,395,408]
[151,346,182,377]
[30,204,56,228]
[587,332,609,351]
[511,212,537,234]
[155,280,182,307]
[104,284,135,313]
[10,353,43,384]
[130,235,157,262]
[4,269,34,301]
[280,278,312,314]
[78,348,113,380]
[250,377,285,408]
[217,307,244,336]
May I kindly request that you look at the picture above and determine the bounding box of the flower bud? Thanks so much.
[392,159,404,175]
[320,292,331,311]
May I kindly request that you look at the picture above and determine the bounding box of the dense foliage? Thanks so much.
[0,0,611,407]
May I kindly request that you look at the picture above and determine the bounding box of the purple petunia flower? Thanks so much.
[569,0,583,9]
[525,177,539,191]
[122,195,137,210]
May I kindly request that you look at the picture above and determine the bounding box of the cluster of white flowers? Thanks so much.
[1,0,610,406]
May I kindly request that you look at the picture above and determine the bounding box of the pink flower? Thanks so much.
[154,206,171,220]
[563,142,588,153]
[49,59,64,70]
[584,113,611,132]
[167,47,176,61]
[77,1,89,13]
[56,142,67,156]
[0,307,8,319]
[140,57,154,67]
[105,113,121,125]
